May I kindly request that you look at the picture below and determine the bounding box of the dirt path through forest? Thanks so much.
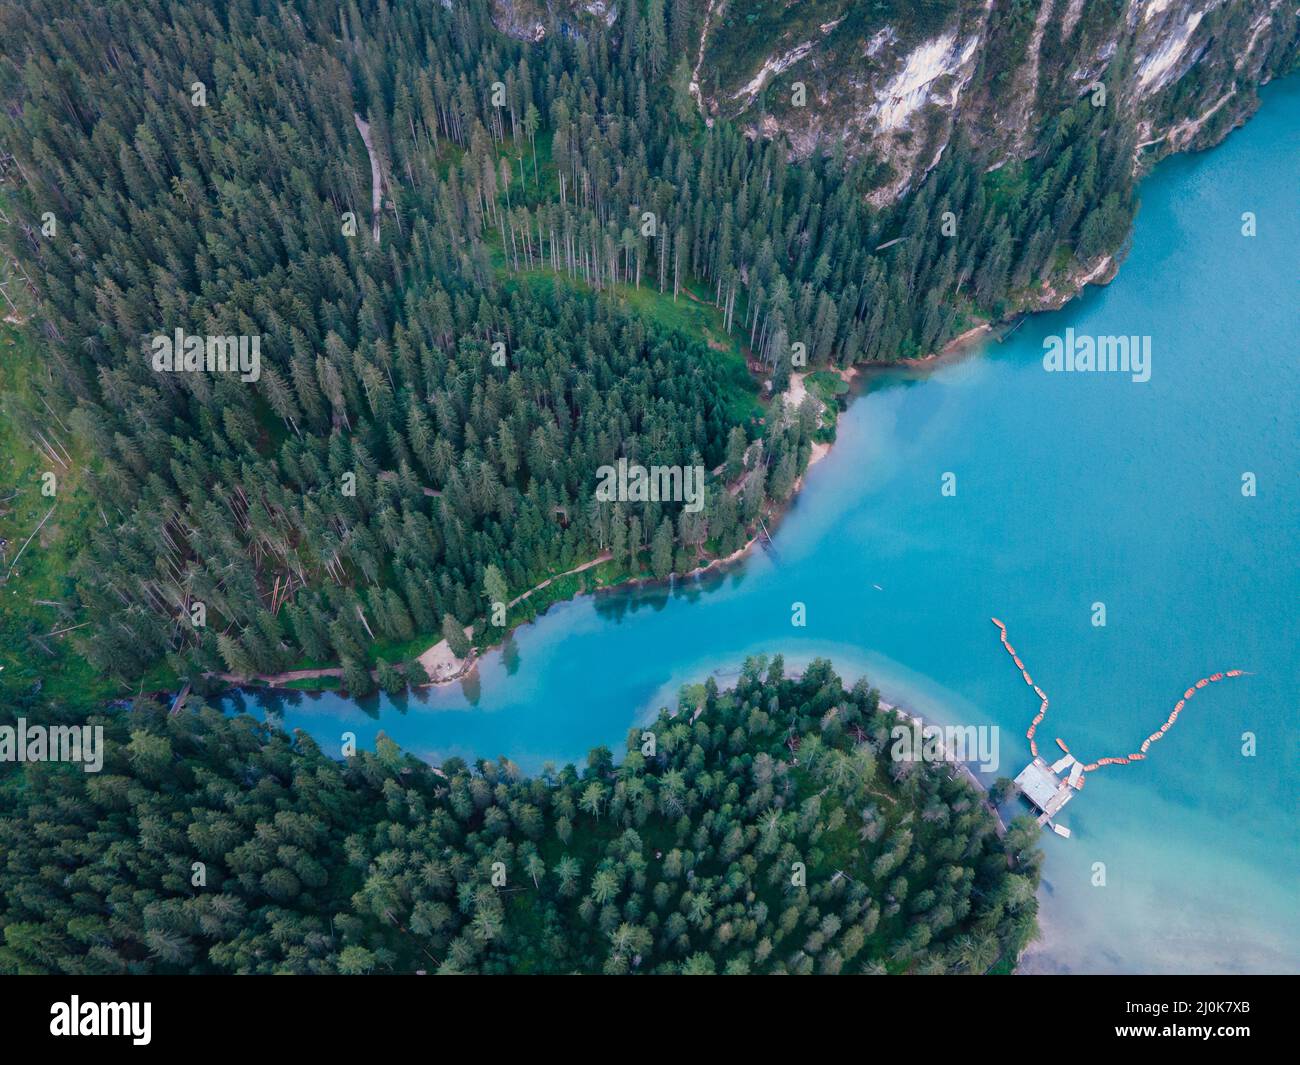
[210,553,613,689]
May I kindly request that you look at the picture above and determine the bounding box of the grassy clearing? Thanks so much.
[0,320,114,710]
[503,267,766,428]
[477,124,766,427]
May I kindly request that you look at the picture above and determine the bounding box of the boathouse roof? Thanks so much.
[1014,757,1063,812]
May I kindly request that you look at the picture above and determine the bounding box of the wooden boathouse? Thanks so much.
[1013,751,1085,838]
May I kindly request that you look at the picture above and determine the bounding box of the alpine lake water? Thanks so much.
[222,79,1300,974]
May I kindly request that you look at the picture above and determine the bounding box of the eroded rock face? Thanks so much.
[483,0,1296,202]
[488,0,617,42]
[693,0,1298,202]
[489,0,548,41]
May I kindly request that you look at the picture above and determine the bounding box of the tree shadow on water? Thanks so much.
[501,633,522,676]
[220,686,306,717]
[343,689,383,720]
[459,670,482,705]
[589,557,754,629]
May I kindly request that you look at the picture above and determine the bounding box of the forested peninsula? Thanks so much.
[0,657,1042,974]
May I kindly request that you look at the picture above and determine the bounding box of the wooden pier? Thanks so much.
[994,614,1251,840]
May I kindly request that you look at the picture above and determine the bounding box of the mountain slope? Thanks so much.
[493,0,1299,202]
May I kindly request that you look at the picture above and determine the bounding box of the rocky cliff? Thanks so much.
[492,0,1298,202]
[702,0,1298,201]
[489,0,618,42]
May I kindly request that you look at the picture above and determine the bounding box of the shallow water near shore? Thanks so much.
[223,79,1300,973]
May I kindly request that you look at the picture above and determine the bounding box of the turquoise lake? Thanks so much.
[222,79,1300,974]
